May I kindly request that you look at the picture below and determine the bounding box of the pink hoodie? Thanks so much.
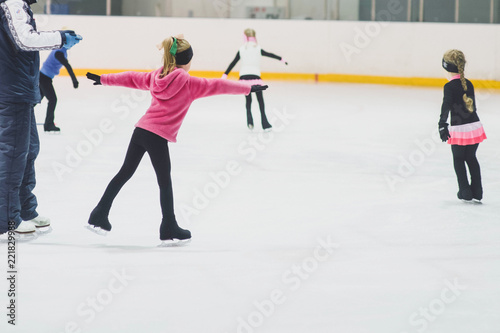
[101,67,252,142]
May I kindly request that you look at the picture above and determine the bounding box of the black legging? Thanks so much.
[451,144,482,199]
[240,75,271,128]
[39,73,57,126]
[95,127,176,225]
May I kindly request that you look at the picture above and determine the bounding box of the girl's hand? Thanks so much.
[439,126,450,142]
[251,85,268,93]
[86,72,101,85]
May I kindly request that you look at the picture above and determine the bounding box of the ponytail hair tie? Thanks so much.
[170,37,178,56]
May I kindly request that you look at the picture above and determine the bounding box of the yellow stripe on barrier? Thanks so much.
[67,69,500,89]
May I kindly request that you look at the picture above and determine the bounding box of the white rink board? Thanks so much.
[36,14,500,80]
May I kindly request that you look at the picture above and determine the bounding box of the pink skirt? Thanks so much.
[239,79,265,86]
[448,121,487,145]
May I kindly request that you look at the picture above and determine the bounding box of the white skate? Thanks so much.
[27,215,53,234]
[0,221,39,242]
[85,225,109,236]
[158,239,191,247]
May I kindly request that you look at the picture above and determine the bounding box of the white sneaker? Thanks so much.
[27,215,51,228]
[14,221,36,234]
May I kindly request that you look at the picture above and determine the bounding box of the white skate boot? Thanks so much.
[8,221,38,242]
[14,221,36,233]
[26,215,52,234]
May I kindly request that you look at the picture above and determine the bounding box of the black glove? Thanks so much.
[72,79,79,89]
[439,125,450,142]
[251,85,268,93]
[86,72,101,85]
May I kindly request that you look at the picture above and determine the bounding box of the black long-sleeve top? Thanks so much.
[224,49,283,75]
[439,78,480,127]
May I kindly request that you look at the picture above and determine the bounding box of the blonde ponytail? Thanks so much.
[243,28,257,49]
[458,63,474,113]
[443,49,474,113]
[159,36,192,78]
[244,28,256,38]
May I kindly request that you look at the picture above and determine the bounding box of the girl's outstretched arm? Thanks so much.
[101,71,156,90]
[261,49,287,64]
[189,76,252,99]
[224,52,241,76]
[56,52,78,88]
[87,70,156,90]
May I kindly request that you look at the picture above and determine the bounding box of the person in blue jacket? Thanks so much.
[40,44,79,132]
[0,0,82,237]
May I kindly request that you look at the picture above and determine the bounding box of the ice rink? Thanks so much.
[1,77,499,333]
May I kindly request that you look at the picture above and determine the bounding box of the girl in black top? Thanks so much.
[439,49,486,202]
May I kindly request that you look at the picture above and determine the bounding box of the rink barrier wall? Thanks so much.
[36,14,500,88]
[69,69,500,89]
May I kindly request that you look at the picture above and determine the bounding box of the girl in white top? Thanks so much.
[223,28,287,130]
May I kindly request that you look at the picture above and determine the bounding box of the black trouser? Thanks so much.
[240,75,270,128]
[0,103,39,233]
[39,73,57,126]
[95,128,176,225]
[451,144,482,199]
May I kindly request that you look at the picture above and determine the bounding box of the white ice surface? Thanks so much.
[1,77,500,333]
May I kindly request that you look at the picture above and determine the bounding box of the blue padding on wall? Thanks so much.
[47,4,70,15]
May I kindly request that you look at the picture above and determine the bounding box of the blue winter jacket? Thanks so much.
[0,0,63,104]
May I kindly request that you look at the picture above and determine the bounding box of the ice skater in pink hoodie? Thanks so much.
[85,35,267,245]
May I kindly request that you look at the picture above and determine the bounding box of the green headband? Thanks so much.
[170,37,178,56]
